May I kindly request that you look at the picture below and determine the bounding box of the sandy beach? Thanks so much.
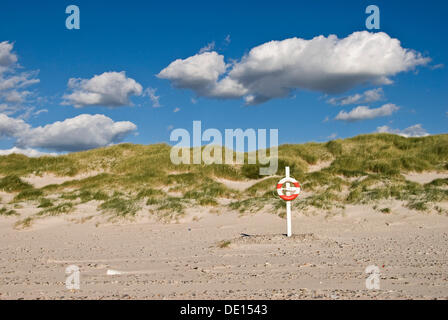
[1,0,448,304]
[1,202,447,300]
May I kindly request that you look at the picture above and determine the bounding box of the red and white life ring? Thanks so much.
[277,177,301,201]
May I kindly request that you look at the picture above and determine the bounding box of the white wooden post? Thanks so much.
[285,166,292,237]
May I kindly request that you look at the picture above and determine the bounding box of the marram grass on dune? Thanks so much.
[0,133,447,228]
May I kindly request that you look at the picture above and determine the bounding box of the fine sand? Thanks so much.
[0,203,447,300]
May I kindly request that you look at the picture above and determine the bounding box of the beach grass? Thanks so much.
[0,133,447,218]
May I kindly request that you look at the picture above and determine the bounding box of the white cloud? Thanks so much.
[0,71,39,91]
[0,113,30,138]
[158,51,230,96]
[158,31,429,105]
[0,113,137,152]
[0,147,57,157]
[199,41,216,54]
[144,87,161,108]
[377,124,429,138]
[15,107,48,120]
[430,64,444,70]
[327,88,384,106]
[0,41,18,72]
[0,103,20,115]
[63,71,143,108]
[2,89,32,103]
[335,103,399,122]
[17,114,137,152]
[173,107,180,113]
[33,108,48,116]
[0,42,40,117]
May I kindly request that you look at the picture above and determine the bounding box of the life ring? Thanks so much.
[276,177,301,201]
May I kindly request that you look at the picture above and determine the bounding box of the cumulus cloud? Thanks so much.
[327,88,384,106]
[0,147,57,157]
[63,71,143,108]
[0,113,30,138]
[17,114,137,151]
[158,31,429,105]
[377,124,429,138]
[158,52,231,96]
[335,103,399,122]
[0,113,137,152]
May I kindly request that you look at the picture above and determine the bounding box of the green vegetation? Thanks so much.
[60,189,109,203]
[426,178,448,187]
[37,202,74,216]
[0,133,447,222]
[379,207,391,214]
[14,217,33,229]
[345,175,448,212]
[14,188,43,201]
[0,175,32,192]
[99,195,139,217]
[229,196,272,214]
[183,180,234,207]
[0,207,18,216]
[136,188,165,199]
[218,240,231,248]
[37,198,53,208]
[155,197,186,214]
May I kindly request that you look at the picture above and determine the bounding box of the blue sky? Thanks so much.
[0,0,446,155]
